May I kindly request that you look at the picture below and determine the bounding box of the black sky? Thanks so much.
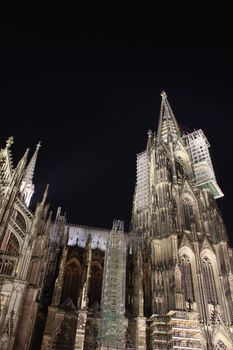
[0,14,233,243]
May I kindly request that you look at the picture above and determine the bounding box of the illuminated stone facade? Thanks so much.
[129,92,233,349]
[0,141,51,350]
[0,92,233,349]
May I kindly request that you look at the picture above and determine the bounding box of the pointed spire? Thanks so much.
[24,142,41,184]
[157,91,181,144]
[20,142,41,207]
[42,184,49,206]
[15,148,30,178]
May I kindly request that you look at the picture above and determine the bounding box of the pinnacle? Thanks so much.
[6,136,14,148]
[36,141,41,150]
[160,90,167,99]
[24,143,41,183]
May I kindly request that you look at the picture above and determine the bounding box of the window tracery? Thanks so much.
[179,255,195,302]
[88,260,102,306]
[61,260,81,306]
[201,257,218,304]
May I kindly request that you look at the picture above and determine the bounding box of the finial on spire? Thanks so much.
[36,141,41,150]
[160,90,167,99]
[6,136,14,148]
[147,129,152,137]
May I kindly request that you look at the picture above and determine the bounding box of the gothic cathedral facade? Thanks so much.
[0,92,233,349]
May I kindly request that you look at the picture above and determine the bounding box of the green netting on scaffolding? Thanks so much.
[100,220,126,348]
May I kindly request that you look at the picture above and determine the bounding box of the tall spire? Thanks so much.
[24,142,41,184]
[157,91,181,144]
[15,148,30,179]
[20,142,41,207]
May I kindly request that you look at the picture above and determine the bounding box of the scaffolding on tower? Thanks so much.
[183,129,223,199]
[100,220,127,349]
[135,151,150,210]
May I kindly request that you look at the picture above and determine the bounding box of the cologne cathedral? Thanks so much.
[0,92,233,350]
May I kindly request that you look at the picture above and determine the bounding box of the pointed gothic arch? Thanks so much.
[88,260,103,307]
[179,254,195,303]
[201,256,218,304]
[200,248,221,304]
[179,246,199,307]
[61,258,81,306]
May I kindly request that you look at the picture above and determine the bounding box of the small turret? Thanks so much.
[41,184,49,206]
[146,129,153,151]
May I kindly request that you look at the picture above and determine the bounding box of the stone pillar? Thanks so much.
[74,310,87,350]
[135,316,147,350]
[41,306,57,350]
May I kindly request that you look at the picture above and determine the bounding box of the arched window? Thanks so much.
[88,261,103,306]
[202,257,218,304]
[61,261,81,306]
[180,255,195,302]
[6,233,20,255]
[183,199,194,230]
[15,211,27,232]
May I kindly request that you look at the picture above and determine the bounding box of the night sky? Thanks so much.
[0,15,233,243]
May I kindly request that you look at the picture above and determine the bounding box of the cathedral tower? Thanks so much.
[1,92,233,350]
[129,91,233,349]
